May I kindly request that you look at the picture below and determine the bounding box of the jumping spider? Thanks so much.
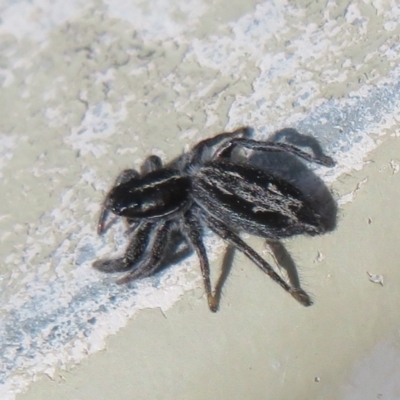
[94,127,335,312]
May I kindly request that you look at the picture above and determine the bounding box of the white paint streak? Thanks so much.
[64,101,129,157]
[338,178,369,205]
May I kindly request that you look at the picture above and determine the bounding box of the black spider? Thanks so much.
[94,127,335,312]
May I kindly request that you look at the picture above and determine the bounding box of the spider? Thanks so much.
[94,127,335,312]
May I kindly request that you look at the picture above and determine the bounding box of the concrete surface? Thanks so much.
[0,0,400,399]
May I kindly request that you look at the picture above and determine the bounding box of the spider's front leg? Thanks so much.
[98,169,140,235]
[93,221,153,272]
[117,220,174,284]
[213,138,335,167]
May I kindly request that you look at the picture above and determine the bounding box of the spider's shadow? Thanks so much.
[237,127,337,289]
[248,128,337,233]
[157,128,337,302]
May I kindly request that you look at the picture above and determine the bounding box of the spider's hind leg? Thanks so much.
[265,239,301,289]
[203,213,313,307]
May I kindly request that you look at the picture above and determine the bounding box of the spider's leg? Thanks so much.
[203,213,313,307]
[140,155,163,175]
[117,220,174,284]
[93,221,153,272]
[181,209,217,312]
[152,229,192,274]
[189,126,252,165]
[214,138,335,167]
[213,245,236,312]
[98,169,140,235]
[265,239,301,288]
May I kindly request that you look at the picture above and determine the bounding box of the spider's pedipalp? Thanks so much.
[97,168,140,235]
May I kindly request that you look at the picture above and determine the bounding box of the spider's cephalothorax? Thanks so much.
[94,127,335,312]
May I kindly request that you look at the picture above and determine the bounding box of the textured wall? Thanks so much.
[1,1,400,399]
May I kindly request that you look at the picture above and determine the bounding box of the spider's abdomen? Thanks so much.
[108,169,191,219]
[193,160,324,239]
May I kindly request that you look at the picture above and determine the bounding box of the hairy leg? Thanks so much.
[93,221,153,272]
[265,239,301,288]
[181,209,217,312]
[214,138,335,167]
[203,212,313,307]
[213,245,236,312]
[189,126,252,165]
[117,220,174,284]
